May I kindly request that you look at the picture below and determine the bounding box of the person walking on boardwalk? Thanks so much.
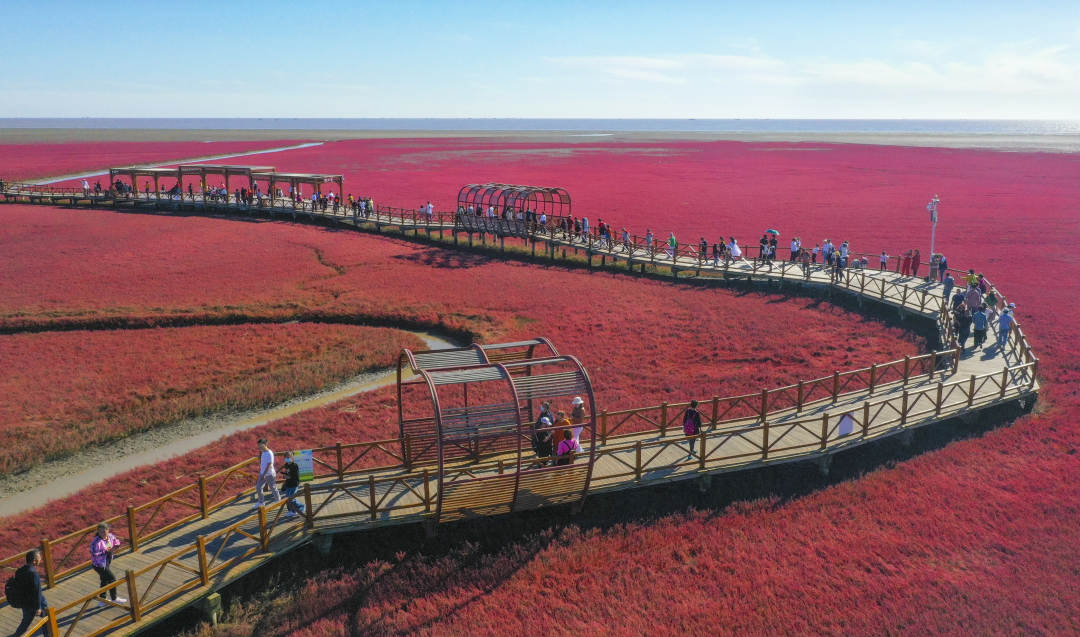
[900,250,912,276]
[954,306,972,351]
[997,304,1016,349]
[800,247,811,277]
[699,237,708,264]
[281,451,305,518]
[570,397,586,443]
[911,249,922,278]
[683,400,703,458]
[951,287,966,312]
[759,234,769,264]
[942,271,955,300]
[938,254,948,281]
[879,250,888,270]
[667,232,678,260]
[965,284,983,312]
[984,287,999,319]
[713,242,723,267]
[9,550,48,637]
[972,305,990,349]
[728,237,741,262]
[254,438,281,508]
[89,523,126,608]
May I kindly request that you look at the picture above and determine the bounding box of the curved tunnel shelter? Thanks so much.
[397,339,597,523]
[456,184,571,237]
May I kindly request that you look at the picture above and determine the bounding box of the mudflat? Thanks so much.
[3,127,1080,152]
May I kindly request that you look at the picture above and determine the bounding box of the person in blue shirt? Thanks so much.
[972,305,989,349]
[998,305,1016,348]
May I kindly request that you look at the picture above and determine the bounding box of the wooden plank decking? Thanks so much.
[0,190,1039,637]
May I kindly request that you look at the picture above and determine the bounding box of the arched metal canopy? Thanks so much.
[455,184,571,237]
[396,339,597,524]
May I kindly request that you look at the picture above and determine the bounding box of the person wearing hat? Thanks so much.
[570,397,586,443]
[997,304,1016,349]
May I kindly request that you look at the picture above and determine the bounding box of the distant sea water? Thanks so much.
[2,118,1079,135]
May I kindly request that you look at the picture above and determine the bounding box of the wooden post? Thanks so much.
[369,475,377,521]
[1000,367,1008,397]
[659,403,668,436]
[930,352,938,378]
[303,484,314,529]
[900,391,909,426]
[903,356,911,382]
[820,413,829,449]
[335,443,344,481]
[127,506,139,551]
[634,441,643,480]
[403,434,412,469]
[199,476,209,519]
[497,459,504,474]
[196,536,210,586]
[423,470,432,512]
[258,507,269,551]
[796,381,805,411]
[868,364,877,394]
[760,389,768,420]
[46,607,59,637]
[698,430,707,469]
[936,382,944,415]
[832,371,840,400]
[40,539,55,588]
[761,420,770,459]
[968,374,976,406]
[710,395,719,427]
[600,410,608,444]
[125,569,141,621]
[862,401,870,436]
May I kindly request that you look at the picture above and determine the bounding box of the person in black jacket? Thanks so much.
[11,549,48,637]
[281,452,305,518]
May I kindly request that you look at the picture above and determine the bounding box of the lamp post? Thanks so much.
[926,194,940,280]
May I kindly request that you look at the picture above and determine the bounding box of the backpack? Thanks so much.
[5,567,30,609]
[683,409,701,436]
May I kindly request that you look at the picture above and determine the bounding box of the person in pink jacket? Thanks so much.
[90,523,126,607]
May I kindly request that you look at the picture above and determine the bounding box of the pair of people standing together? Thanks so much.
[254,438,305,518]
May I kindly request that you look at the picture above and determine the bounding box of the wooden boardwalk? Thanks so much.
[0,188,1039,637]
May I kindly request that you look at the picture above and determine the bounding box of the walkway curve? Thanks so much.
[0,189,1040,637]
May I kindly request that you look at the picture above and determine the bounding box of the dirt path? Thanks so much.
[33,141,325,184]
[0,331,458,517]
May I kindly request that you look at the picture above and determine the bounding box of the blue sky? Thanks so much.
[2,0,1078,118]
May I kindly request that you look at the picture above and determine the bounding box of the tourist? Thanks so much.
[790,237,800,261]
[800,248,811,276]
[942,272,955,300]
[713,242,723,267]
[667,232,678,260]
[759,234,769,264]
[81,179,90,196]
[938,254,949,281]
[533,416,554,464]
[570,397,586,442]
[426,201,434,220]
[998,304,1016,348]
[623,228,632,253]
[954,306,972,350]
[555,430,579,466]
[900,250,912,276]
[581,217,589,238]
[537,401,554,428]
[555,410,574,449]
[728,237,742,261]
[89,523,126,607]
[911,249,922,278]
[977,273,990,294]
[812,244,820,264]
[254,438,281,508]
[10,550,48,637]
[972,305,989,349]
[683,400,703,457]
[281,451,305,518]
[951,287,966,312]
[965,285,983,312]
[879,250,888,270]
[769,235,778,262]
[699,237,708,263]
[983,287,999,318]
[964,268,979,287]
